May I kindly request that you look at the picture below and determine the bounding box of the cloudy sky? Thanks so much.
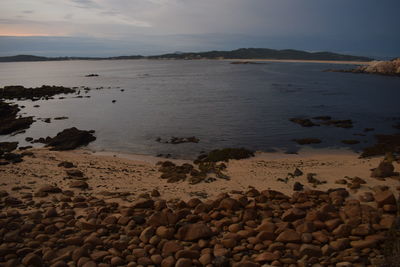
[0,0,399,58]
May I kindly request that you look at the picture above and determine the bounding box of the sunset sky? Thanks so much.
[0,0,399,57]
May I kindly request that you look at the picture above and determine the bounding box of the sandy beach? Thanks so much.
[1,147,398,203]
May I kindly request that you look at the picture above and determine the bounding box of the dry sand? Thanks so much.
[1,147,399,205]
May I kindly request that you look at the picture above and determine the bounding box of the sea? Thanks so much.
[0,59,399,158]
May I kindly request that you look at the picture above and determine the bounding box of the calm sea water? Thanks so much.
[0,59,399,158]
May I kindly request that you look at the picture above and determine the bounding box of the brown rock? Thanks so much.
[175,258,192,267]
[176,250,200,259]
[199,254,212,265]
[139,226,155,243]
[282,208,306,222]
[91,251,109,261]
[374,190,396,207]
[177,222,212,241]
[254,252,280,262]
[132,198,154,209]
[218,197,241,210]
[350,239,377,249]
[162,240,183,255]
[276,229,301,243]
[371,161,395,178]
[69,180,88,189]
[38,184,62,193]
[22,253,42,266]
[299,244,322,257]
[161,256,175,267]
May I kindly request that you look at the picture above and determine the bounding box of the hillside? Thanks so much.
[149,48,373,61]
[0,48,372,62]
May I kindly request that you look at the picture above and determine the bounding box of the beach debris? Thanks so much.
[293,138,321,145]
[85,73,99,77]
[45,127,96,151]
[156,136,200,144]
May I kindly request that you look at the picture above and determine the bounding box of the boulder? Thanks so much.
[177,222,213,241]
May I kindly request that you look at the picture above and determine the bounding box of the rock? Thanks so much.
[91,251,109,261]
[289,118,319,127]
[139,226,155,243]
[293,168,303,176]
[177,222,213,241]
[374,190,396,207]
[282,208,306,221]
[161,256,175,267]
[254,252,280,262]
[371,160,395,178]
[293,182,304,191]
[350,239,377,249]
[69,181,89,189]
[162,241,183,255]
[293,138,321,145]
[199,254,213,265]
[276,229,301,243]
[0,142,18,153]
[38,184,62,193]
[22,253,42,266]
[46,127,96,150]
[66,169,84,177]
[58,161,75,168]
[299,244,322,257]
[218,197,242,210]
[175,258,192,267]
[132,198,154,209]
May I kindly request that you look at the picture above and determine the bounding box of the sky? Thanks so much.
[0,0,399,58]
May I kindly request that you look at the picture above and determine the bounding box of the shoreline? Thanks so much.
[1,146,398,202]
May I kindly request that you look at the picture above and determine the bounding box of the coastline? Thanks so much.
[223,59,371,65]
[1,147,397,202]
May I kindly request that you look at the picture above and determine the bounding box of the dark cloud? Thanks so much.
[22,10,34,14]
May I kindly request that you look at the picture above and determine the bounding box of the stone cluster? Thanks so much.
[0,185,397,266]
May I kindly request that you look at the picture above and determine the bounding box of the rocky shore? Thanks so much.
[1,147,400,266]
[329,58,400,77]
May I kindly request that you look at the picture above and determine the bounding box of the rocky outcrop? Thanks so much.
[331,58,400,76]
[0,85,76,100]
[0,101,34,135]
[45,127,96,150]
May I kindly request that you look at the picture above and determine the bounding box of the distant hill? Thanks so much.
[0,54,144,63]
[149,48,373,61]
[0,48,373,62]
